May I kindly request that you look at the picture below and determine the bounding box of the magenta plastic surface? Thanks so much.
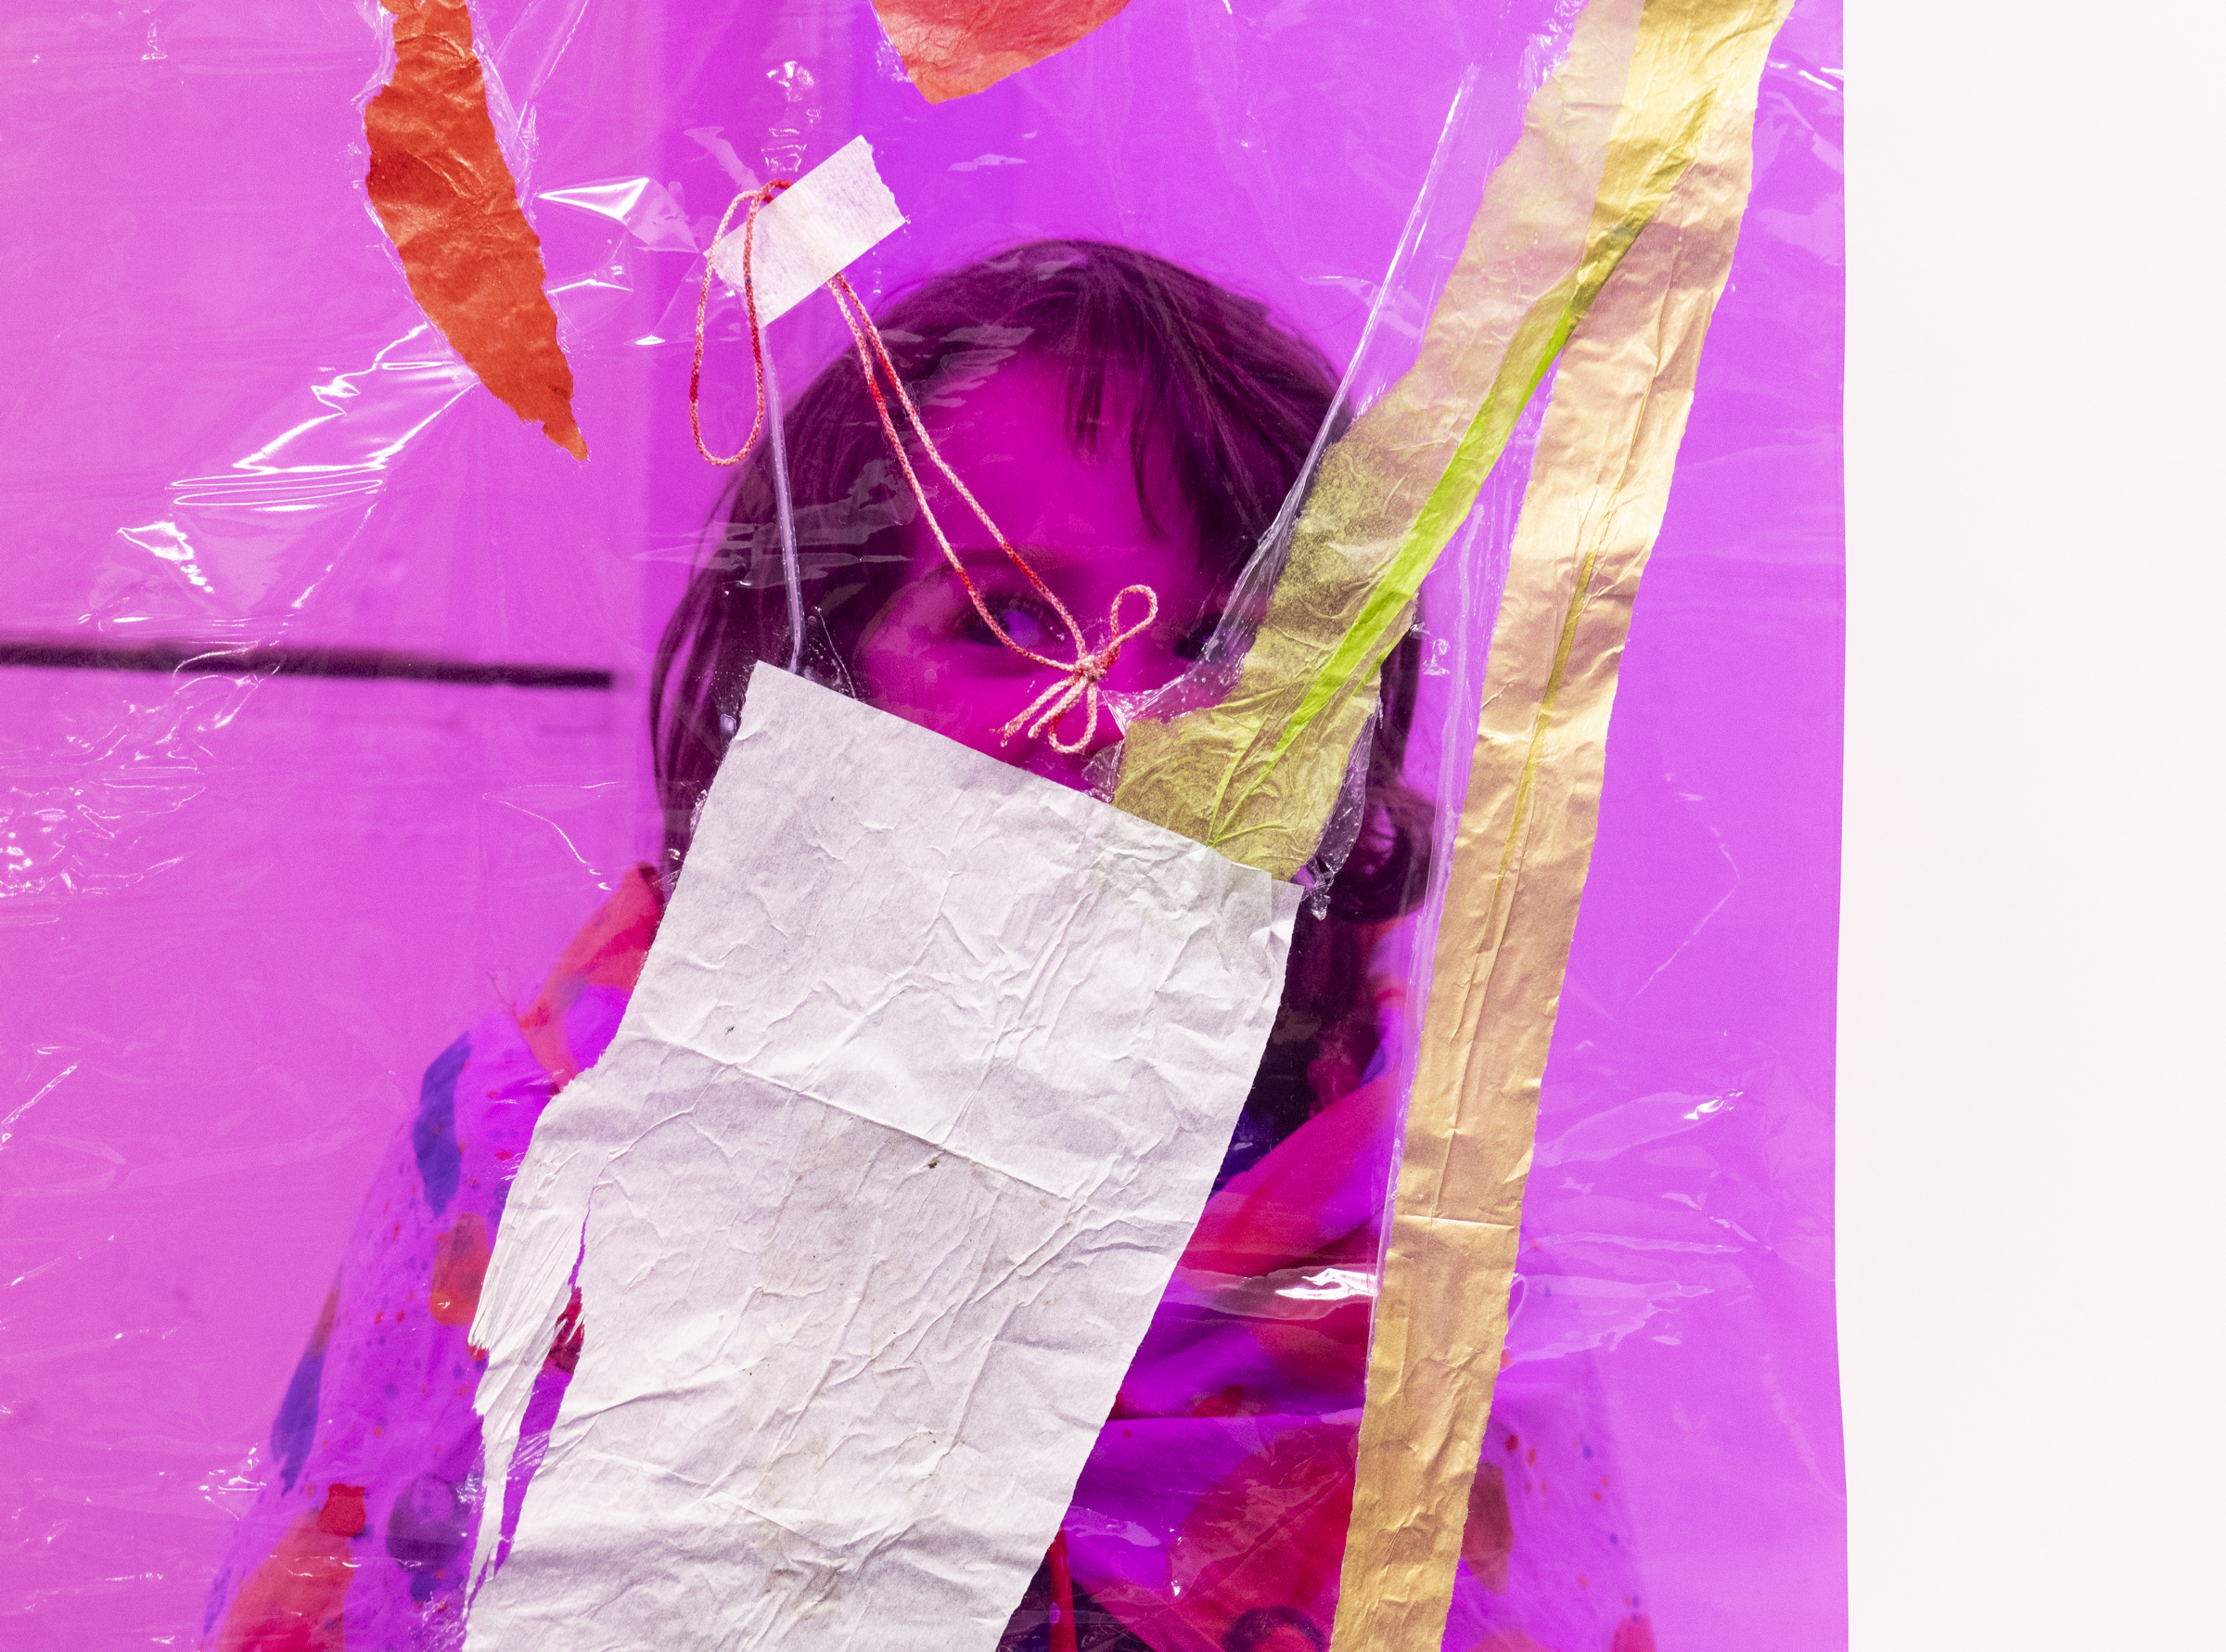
[1,0,1844,1646]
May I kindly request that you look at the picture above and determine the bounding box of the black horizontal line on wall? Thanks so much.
[0,639,616,692]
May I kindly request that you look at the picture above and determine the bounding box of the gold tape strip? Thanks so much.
[1327,5,1791,1646]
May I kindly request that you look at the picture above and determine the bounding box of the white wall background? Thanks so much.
[1843,5,2221,1646]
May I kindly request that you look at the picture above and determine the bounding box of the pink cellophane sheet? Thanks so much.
[0,0,1844,1646]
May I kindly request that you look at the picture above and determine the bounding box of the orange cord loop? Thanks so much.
[688,180,791,467]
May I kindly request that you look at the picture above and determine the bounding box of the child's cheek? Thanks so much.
[858,623,998,752]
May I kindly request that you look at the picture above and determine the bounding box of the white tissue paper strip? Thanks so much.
[709,134,905,325]
[465,667,1299,1650]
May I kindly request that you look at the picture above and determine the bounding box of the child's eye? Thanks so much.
[962,594,1062,653]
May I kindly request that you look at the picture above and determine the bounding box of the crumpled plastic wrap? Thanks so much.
[0,0,1844,1647]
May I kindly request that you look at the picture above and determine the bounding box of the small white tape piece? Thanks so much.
[466,668,1298,1651]
[709,135,905,326]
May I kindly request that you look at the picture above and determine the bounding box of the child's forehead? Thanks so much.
[926,352,1071,426]
[907,352,1192,557]
[924,355,1171,492]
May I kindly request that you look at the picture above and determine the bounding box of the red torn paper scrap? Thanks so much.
[365,0,586,459]
[871,0,1132,103]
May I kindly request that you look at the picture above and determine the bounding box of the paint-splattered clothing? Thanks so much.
[201,871,658,1651]
[204,872,1646,1652]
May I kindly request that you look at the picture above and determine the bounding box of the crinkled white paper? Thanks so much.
[466,668,1298,1650]
[710,135,905,325]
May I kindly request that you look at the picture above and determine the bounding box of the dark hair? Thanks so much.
[650,240,1431,1171]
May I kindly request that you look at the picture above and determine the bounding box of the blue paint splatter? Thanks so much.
[413,1035,471,1215]
[272,1338,326,1491]
[387,1472,470,1604]
[201,1568,231,1636]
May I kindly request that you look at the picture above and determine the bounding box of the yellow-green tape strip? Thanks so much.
[1113,0,1786,885]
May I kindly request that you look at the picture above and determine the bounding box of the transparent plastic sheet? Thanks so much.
[0,2,1844,1649]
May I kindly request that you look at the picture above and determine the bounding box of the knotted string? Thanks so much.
[690,181,791,467]
[692,184,1158,755]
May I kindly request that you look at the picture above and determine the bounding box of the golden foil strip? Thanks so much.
[1327,4,1793,1646]
[365,0,586,460]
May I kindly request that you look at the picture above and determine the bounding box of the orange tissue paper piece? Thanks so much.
[871,0,1132,103]
[365,0,587,458]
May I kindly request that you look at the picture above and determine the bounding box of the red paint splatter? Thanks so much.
[1047,1529,1080,1652]
[429,1212,493,1326]
[317,1484,368,1537]
[1460,1461,1514,1593]
[545,1287,585,1375]
[306,1283,340,1357]
[1165,1420,1352,1640]
[1192,1384,1249,1419]
[517,868,664,1085]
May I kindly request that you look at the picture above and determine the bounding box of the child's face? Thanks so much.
[852,357,1222,791]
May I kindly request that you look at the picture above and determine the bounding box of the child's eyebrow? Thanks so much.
[930,543,1094,583]
[937,542,1156,576]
